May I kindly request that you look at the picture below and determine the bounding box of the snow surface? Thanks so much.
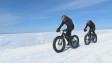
[0,29,112,63]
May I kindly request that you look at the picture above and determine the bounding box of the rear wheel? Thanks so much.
[92,34,97,43]
[84,34,91,45]
[71,35,79,48]
[53,36,65,53]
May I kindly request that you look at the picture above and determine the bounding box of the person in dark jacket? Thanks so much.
[84,20,96,36]
[56,15,74,45]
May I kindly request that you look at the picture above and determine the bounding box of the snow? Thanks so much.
[0,29,112,63]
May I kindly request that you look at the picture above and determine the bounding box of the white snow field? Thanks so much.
[0,29,112,63]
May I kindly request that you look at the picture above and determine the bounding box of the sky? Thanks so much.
[0,0,112,34]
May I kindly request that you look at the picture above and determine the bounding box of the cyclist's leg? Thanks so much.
[91,29,96,41]
[92,29,96,35]
[89,29,91,38]
[66,30,72,45]
[66,30,72,38]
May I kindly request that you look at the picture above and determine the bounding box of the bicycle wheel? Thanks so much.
[84,34,91,45]
[53,36,65,53]
[71,35,79,48]
[92,34,97,43]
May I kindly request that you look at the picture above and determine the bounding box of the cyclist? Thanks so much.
[56,15,74,45]
[84,20,96,36]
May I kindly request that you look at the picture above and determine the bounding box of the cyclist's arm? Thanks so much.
[58,22,64,29]
[84,23,88,30]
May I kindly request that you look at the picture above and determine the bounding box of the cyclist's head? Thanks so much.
[62,15,66,20]
[87,20,91,24]
[62,15,67,22]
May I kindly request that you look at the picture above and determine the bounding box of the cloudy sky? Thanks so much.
[0,0,112,34]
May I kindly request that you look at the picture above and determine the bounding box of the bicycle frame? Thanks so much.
[87,31,94,36]
[86,30,96,41]
[60,31,69,43]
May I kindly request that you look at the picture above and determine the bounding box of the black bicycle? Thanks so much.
[53,30,79,53]
[84,31,97,45]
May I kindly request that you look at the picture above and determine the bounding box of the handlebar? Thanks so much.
[57,30,66,34]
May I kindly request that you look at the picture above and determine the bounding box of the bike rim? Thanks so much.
[72,38,78,46]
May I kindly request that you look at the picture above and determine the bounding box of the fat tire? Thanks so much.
[71,35,79,48]
[93,34,97,43]
[84,34,91,45]
[53,36,65,53]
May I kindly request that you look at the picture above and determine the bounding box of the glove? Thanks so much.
[56,28,60,32]
[84,29,87,32]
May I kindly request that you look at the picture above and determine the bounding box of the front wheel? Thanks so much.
[71,35,79,48]
[53,36,65,53]
[84,34,91,45]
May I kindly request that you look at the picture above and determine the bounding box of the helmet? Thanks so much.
[87,20,91,24]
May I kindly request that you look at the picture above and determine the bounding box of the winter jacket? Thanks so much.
[84,21,95,30]
[58,17,74,31]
